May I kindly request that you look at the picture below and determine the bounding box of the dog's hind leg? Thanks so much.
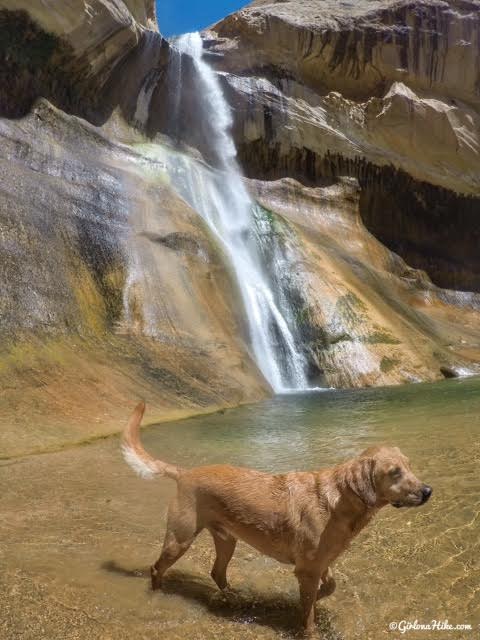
[317,567,336,600]
[209,530,237,590]
[151,496,200,590]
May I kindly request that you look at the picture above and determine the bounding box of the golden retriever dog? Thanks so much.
[122,402,432,635]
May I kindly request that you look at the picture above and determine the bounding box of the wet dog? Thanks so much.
[122,402,432,635]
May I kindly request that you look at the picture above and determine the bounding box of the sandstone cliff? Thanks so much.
[208,0,480,291]
[1,0,480,456]
[202,0,480,384]
[0,0,167,122]
[0,98,268,458]
[0,2,269,457]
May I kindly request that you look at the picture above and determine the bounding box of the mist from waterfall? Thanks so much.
[169,32,308,392]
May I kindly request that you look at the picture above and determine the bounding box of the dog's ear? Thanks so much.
[346,457,377,507]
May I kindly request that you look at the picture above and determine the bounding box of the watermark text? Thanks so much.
[389,619,472,634]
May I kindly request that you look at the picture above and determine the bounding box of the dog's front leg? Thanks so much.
[295,567,321,636]
[317,567,336,600]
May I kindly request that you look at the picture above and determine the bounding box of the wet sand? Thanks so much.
[1,378,479,639]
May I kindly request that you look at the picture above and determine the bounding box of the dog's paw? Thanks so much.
[222,584,237,598]
[211,584,237,605]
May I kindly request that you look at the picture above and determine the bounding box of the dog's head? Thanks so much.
[346,445,432,508]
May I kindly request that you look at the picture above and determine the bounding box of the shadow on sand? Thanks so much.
[101,560,342,639]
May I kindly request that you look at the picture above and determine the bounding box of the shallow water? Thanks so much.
[143,376,480,636]
[1,378,479,639]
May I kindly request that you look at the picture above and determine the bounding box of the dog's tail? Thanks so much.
[121,402,180,481]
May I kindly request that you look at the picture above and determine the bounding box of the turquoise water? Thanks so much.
[144,376,480,473]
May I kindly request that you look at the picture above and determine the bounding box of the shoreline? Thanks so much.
[0,397,261,462]
[5,372,479,462]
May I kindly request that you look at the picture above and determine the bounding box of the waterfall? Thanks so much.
[170,32,308,392]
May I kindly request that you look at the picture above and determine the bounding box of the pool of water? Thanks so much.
[1,377,479,639]
[142,376,480,637]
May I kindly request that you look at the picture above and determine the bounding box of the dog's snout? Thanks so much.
[421,485,432,503]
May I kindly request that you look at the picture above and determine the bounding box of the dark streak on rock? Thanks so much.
[237,141,480,293]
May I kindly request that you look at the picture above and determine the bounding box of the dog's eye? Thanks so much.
[389,466,403,479]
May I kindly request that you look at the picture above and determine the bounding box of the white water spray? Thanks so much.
[172,32,308,392]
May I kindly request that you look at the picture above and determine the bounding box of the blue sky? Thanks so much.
[156,0,247,36]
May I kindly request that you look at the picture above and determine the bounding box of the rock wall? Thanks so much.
[213,0,480,107]
[0,1,268,458]
[2,0,480,455]
[207,0,480,292]
[250,176,480,388]
[0,1,167,123]
[0,98,267,457]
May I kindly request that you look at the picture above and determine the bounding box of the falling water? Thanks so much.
[170,32,308,392]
